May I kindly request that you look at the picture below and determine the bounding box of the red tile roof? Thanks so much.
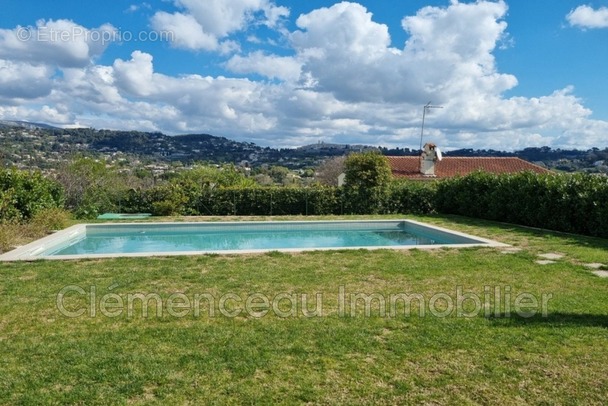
[387,156,552,179]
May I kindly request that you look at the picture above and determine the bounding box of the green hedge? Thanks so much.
[384,180,438,215]
[123,186,343,216]
[120,183,438,217]
[436,171,608,238]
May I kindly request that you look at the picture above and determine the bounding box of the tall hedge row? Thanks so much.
[119,172,608,238]
[199,187,342,216]
[384,180,438,215]
[121,182,437,217]
[436,171,608,238]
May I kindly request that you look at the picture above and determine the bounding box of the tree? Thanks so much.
[343,151,392,214]
[315,156,346,186]
[174,164,256,189]
[55,157,139,218]
[268,165,291,184]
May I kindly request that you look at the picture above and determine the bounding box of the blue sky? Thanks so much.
[1,0,607,150]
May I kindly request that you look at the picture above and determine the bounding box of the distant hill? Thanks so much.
[0,124,606,174]
[0,120,61,130]
[0,126,352,170]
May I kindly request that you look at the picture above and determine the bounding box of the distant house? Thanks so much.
[388,143,552,180]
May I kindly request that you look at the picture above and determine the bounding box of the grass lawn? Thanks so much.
[1,215,607,404]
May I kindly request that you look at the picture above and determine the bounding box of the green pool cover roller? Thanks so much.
[96,213,152,220]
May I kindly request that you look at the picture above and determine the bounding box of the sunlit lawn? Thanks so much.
[1,215,607,404]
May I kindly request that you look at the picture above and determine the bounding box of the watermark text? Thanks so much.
[16,26,174,45]
[56,284,553,320]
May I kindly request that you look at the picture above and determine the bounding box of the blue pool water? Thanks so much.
[42,221,480,256]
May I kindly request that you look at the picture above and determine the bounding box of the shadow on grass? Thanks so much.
[424,214,608,251]
[487,312,608,328]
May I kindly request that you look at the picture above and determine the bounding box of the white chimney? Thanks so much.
[420,142,441,176]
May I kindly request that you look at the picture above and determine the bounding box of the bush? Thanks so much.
[73,162,608,240]
[147,184,189,216]
[0,169,64,222]
[29,208,72,232]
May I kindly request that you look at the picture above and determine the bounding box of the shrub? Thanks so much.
[29,208,72,232]
[0,168,64,222]
[73,163,608,240]
[147,184,189,216]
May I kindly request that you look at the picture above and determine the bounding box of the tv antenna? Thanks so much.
[419,101,443,152]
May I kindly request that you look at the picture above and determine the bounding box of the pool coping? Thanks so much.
[0,219,509,261]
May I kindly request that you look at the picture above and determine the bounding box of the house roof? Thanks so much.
[387,156,552,179]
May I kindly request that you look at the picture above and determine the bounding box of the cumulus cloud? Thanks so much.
[401,0,516,95]
[0,19,116,68]
[152,0,289,51]
[567,5,608,29]
[60,65,122,105]
[287,1,516,108]
[110,51,279,133]
[150,12,218,51]
[113,51,156,97]
[0,60,53,99]
[290,2,395,101]
[225,51,302,81]
[292,2,391,56]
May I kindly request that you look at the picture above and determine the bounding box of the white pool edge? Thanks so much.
[0,224,87,261]
[0,220,509,261]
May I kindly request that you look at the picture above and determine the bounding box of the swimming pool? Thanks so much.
[0,220,508,260]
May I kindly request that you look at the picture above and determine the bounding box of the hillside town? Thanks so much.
[1,123,607,180]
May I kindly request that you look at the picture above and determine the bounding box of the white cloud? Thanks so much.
[288,1,515,107]
[173,0,289,35]
[0,60,53,99]
[401,0,515,96]
[150,12,218,51]
[125,3,151,13]
[109,51,279,134]
[290,2,399,102]
[152,0,289,51]
[0,19,116,68]
[567,5,608,29]
[60,65,122,105]
[225,51,301,81]
[113,51,156,97]
[292,2,391,57]
[0,103,74,125]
